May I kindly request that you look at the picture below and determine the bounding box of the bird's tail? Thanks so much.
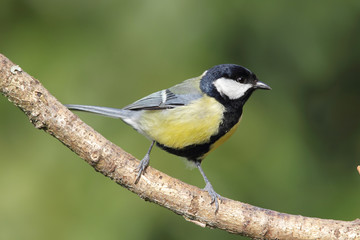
[64,104,129,119]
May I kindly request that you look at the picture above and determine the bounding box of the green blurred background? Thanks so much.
[1,1,359,239]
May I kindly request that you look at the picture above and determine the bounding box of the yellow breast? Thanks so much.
[138,96,225,149]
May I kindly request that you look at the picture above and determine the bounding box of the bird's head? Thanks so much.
[200,64,270,107]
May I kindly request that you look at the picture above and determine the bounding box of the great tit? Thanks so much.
[65,64,270,212]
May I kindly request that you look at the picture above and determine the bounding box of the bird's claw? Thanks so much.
[134,155,150,183]
[204,182,223,213]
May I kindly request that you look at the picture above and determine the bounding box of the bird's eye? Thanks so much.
[237,77,245,83]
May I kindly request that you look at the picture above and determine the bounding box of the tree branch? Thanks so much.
[0,53,359,240]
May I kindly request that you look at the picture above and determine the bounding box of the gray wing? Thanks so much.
[123,77,202,110]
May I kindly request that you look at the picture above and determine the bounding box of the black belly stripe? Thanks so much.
[156,141,212,162]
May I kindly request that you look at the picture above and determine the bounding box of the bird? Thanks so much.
[65,64,271,212]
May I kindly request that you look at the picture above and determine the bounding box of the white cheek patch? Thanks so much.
[213,78,252,100]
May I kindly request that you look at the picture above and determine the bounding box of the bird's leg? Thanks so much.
[135,141,155,183]
[195,161,223,213]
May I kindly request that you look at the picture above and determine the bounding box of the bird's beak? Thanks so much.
[255,81,271,90]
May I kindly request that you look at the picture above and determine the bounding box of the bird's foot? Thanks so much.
[134,141,154,183]
[134,154,150,184]
[204,182,224,213]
